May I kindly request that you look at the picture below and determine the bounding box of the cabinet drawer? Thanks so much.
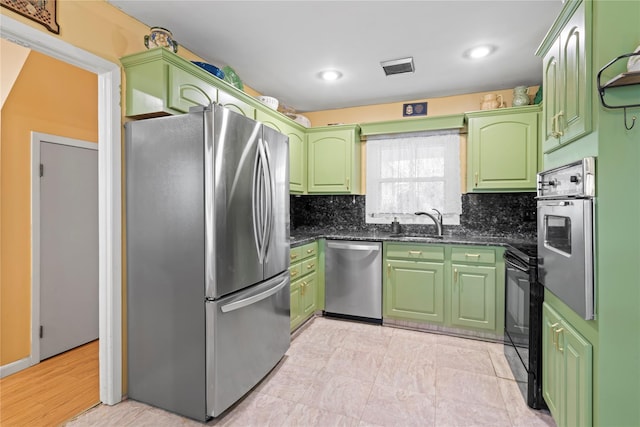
[451,247,495,264]
[301,258,317,275]
[290,247,302,263]
[386,243,445,261]
[289,263,302,280]
[298,241,318,259]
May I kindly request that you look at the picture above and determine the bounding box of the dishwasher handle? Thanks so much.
[326,241,380,251]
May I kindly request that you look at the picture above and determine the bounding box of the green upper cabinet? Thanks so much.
[256,109,307,194]
[543,302,593,427]
[287,126,306,194]
[307,125,361,194]
[537,0,591,153]
[121,47,258,119]
[466,105,540,192]
[167,65,218,113]
[218,90,255,119]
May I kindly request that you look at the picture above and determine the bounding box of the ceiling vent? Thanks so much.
[381,57,415,76]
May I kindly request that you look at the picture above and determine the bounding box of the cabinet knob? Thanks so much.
[307,263,315,269]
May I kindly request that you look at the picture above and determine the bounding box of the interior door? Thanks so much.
[40,140,98,360]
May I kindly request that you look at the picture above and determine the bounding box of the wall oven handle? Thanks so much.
[540,201,573,207]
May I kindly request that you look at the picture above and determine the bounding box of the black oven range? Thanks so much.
[503,244,546,409]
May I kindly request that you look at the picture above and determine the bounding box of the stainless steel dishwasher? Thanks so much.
[325,240,382,322]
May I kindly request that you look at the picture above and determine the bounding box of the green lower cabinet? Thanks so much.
[301,272,318,318]
[543,302,593,427]
[384,259,445,323]
[383,243,503,337]
[450,264,496,331]
[289,242,319,332]
[290,281,303,331]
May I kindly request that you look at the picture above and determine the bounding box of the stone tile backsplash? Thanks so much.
[290,193,537,239]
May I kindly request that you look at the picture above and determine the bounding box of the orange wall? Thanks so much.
[1,50,98,365]
[304,86,540,126]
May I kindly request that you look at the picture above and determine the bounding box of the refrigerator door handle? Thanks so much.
[257,138,270,264]
[220,275,289,313]
[251,142,263,262]
[261,137,275,259]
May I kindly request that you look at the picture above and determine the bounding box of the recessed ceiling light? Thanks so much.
[465,45,495,59]
[319,70,342,81]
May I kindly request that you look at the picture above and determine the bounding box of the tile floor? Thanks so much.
[66,317,556,426]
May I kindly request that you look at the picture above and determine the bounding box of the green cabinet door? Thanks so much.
[256,110,307,194]
[467,106,540,191]
[256,109,285,133]
[557,0,590,146]
[542,39,562,153]
[287,126,306,194]
[218,90,256,119]
[539,0,591,153]
[542,302,593,427]
[384,259,445,323]
[450,264,496,331]
[290,280,303,331]
[307,125,360,194]
[167,65,218,113]
[542,302,563,417]
[301,272,318,318]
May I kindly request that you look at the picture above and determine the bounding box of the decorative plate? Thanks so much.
[191,62,225,80]
[222,66,244,91]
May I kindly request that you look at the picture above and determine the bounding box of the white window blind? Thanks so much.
[365,130,462,225]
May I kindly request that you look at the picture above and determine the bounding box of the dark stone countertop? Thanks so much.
[290,229,537,257]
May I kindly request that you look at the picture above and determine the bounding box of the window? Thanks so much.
[365,130,462,225]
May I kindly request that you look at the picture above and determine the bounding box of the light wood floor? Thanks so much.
[0,340,99,427]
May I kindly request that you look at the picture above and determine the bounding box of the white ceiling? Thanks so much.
[108,0,563,112]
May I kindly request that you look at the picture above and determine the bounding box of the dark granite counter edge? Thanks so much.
[290,231,536,255]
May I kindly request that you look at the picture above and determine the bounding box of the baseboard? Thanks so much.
[0,356,31,379]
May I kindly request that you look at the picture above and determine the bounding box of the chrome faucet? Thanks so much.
[414,209,443,236]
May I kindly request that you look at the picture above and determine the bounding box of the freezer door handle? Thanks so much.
[326,242,381,251]
[220,276,288,313]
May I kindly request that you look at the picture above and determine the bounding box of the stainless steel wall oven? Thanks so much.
[537,157,596,320]
[503,245,545,409]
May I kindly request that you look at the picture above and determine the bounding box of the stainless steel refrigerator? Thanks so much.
[125,104,290,422]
